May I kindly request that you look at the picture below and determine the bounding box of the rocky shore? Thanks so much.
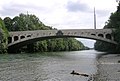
[94,54,120,81]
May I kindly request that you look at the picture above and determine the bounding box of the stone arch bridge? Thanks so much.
[8,29,117,50]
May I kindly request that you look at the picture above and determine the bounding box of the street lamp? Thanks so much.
[94,7,96,29]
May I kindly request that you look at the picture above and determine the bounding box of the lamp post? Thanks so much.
[94,7,96,29]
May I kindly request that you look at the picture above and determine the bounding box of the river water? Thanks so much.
[0,50,104,81]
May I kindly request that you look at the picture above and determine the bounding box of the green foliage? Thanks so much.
[4,17,13,31]
[25,38,85,53]
[94,3,120,53]
[47,38,84,52]
[94,41,117,52]
[4,13,85,53]
[4,13,52,31]
[0,18,9,54]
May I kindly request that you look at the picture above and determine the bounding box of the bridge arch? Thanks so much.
[20,35,25,39]
[14,36,19,41]
[98,34,104,38]
[8,29,117,51]
[105,34,112,40]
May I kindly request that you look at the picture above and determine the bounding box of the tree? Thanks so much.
[0,18,9,54]
[94,2,120,53]
[4,17,12,31]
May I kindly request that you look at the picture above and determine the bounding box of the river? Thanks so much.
[0,50,104,81]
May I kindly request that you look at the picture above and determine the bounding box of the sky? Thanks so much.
[0,0,118,47]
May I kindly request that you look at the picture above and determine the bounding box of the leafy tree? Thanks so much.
[94,2,120,53]
[4,17,12,31]
[47,39,57,51]
[0,18,9,54]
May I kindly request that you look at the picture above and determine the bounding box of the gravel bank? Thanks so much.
[94,54,120,81]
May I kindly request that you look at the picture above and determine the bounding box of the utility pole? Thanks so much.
[94,7,96,29]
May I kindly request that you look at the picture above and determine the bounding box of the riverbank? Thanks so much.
[94,54,120,81]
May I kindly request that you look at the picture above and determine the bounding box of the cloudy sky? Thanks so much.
[0,0,118,47]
